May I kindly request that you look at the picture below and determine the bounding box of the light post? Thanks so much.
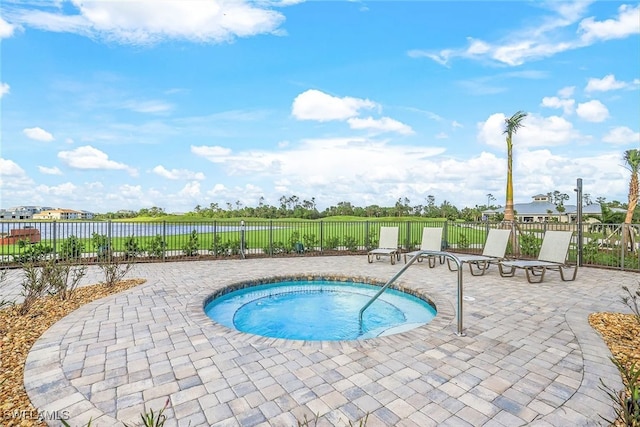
[240,220,245,259]
[574,178,583,267]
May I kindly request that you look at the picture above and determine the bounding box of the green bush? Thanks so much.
[123,235,142,259]
[324,236,340,250]
[146,234,166,258]
[343,235,358,251]
[303,234,319,251]
[182,229,199,257]
[60,235,84,261]
[12,240,53,264]
[519,232,541,257]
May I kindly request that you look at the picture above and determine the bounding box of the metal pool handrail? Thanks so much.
[358,250,466,336]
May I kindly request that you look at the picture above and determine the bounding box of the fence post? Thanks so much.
[406,221,411,250]
[52,221,58,260]
[320,221,324,253]
[162,221,166,262]
[443,220,448,249]
[269,220,273,257]
[365,221,370,250]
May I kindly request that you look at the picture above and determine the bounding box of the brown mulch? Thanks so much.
[0,277,638,426]
[0,279,146,427]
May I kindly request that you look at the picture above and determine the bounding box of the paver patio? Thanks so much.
[2,255,636,426]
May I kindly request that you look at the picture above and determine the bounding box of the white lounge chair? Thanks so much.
[368,226,400,265]
[447,229,511,276]
[498,230,578,283]
[404,227,443,267]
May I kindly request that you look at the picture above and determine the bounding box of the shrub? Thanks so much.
[303,234,319,251]
[519,232,541,257]
[91,232,111,260]
[0,269,11,309]
[18,263,50,315]
[600,358,640,426]
[43,259,87,301]
[343,235,358,251]
[182,229,199,257]
[123,235,142,260]
[324,236,340,250]
[12,240,53,264]
[457,233,469,249]
[366,231,378,250]
[621,283,640,326]
[99,258,133,288]
[146,234,166,258]
[60,235,84,261]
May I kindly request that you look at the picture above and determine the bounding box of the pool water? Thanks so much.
[204,280,437,341]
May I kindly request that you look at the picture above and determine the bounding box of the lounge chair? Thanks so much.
[498,230,578,283]
[368,226,400,265]
[446,229,511,276]
[404,227,444,267]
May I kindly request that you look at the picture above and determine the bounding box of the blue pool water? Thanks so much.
[204,279,437,341]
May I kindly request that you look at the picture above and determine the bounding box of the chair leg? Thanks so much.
[525,267,546,283]
[368,253,374,263]
[468,261,489,276]
[498,263,516,277]
[446,258,459,271]
[559,265,578,281]
[428,256,436,268]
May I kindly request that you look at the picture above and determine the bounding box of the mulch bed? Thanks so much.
[0,277,638,426]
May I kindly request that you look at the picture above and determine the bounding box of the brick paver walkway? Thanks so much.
[2,256,636,426]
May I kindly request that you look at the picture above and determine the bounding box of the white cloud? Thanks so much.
[410,3,640,67]
[435,132,448,139]
[23,127,54,142]
[0,158,27,176]
[557,86,575,98]
[478,113,580,149]
[585,74,630,92]
[7,0,290,46]
[291,89,378,121]
[0,16,16,38]
[602,126,640,145]
[152,165,205,180]
[576,100,609,122]
[346,116,414,135]
[35,182,78,196]
[123,99,174,114]
[579,4,640,43]
[38,166,63,175]
[179,181,201,198]
[190,145,232,162]
[58,145,138,176]
[0,82,9,98]
[541,96,575,115]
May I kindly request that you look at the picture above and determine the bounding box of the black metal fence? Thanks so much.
[1,220,639,271]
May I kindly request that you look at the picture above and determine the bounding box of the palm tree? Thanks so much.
[623,149,640,252]
[503,111,528,222]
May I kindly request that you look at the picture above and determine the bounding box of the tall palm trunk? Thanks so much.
[623,149,640,252]
[503,111,527,256]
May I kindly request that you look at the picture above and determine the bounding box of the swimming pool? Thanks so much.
[204,278,437,341]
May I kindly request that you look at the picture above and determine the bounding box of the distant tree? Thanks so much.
[623,149,640,251]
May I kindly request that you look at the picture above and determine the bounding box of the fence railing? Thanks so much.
[1,220,639,271]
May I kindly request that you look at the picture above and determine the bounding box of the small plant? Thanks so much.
[43,259,87,301]
[621,283,640,326]
[130,398,170,427]
[123,235,142,260]
[60,235,85,261]
[182,229,199,257]
[343,235,358,251]
[519,232,541,257]
[92,232,111,260]
[12,240,53,264]
[18,263,50,315]
[600,358,640,426]
[0,269,12,309]
[210,235,226,256]
[366,231,378,251]
[325,236,340,250]
[146,234,166,258]
[99,258,133,288]
[302,233,319,251]
[457,232,469,249]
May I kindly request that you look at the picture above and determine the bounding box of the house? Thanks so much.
[0,206,53,220]
[33,209,83,220]
[484,194,610,223]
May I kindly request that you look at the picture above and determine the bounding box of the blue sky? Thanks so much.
[0,0,639,214]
